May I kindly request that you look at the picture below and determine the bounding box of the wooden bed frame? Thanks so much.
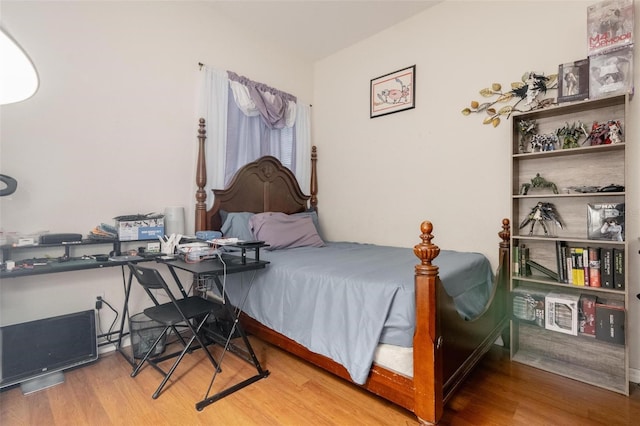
[193,118,511,425]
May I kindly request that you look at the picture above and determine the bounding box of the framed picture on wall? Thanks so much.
[370,65,415,118]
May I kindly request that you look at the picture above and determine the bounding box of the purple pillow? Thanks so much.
[249,212,325,250]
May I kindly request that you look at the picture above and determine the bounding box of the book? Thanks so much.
[513,245,520,276]
[587,203,625,241]
[589,45,634,99]
[588,247,602,287]
[565,246,574,285]
[595,300,625,344]
[613,248,625,290]
[545,292,580,336]
[571,247,585,286]
[579,294,597,336]
[587,0,634,56]
[601,247,614,288]
[512,288,547,327]
[557,59,590,103]
[582,248,590,287]
[555,240,567,283]
[519,244,531,277]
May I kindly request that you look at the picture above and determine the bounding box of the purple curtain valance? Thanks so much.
[227,71,296,129]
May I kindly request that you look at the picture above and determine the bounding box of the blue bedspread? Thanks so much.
[222,242,494,384]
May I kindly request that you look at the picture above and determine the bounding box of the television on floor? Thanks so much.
[0,309,98,394]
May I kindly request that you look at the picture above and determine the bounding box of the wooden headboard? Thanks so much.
[194,118,318,232]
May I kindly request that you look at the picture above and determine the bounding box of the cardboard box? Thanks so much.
[116,215,164,241]
[512,288,547,327]
[545,292,580,335]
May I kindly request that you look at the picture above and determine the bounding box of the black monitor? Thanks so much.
[1,310,98,393]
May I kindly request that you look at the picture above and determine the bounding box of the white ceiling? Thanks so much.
[210,1,442,62]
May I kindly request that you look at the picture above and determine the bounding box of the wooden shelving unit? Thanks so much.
[509,94,630,395]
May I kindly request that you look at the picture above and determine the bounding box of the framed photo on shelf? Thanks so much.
[587,0,634,56]
[370,65,415,118]
[557,59,589,103]
[589,45,634,99]
[587,202,625,241]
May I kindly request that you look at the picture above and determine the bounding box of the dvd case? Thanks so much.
[558,59,590,103]
[589,45,634,98]
[587,0,634,56]
[587,203,625,241]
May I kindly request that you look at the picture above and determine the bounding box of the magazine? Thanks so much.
[587,0,634,56]
[589,45,634,98]
[587,203,625,241]
[558,59,590,103]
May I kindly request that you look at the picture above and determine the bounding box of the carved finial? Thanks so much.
[414,220,440,272]
[420,220,433,240]
[198,118,206,138]
[499,218,510,247]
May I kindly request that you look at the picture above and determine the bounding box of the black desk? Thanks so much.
[158,253,270,411]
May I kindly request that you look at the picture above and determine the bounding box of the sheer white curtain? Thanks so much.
[198,66,311,205]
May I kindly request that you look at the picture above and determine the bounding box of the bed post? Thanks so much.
[412,221,442,425]
[310,146,318,210]
[195,118,207,232]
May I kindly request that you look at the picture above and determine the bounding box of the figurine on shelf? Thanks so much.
[556,121,588,149]
[585,121,609,145]
[607,120,623,144]
[518,119,537,153]
[530,133,558,152]
[520,173,559,195]
[585,119,624,145]
[519,202,563,236]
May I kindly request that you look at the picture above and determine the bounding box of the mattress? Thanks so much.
[216,242,494,384]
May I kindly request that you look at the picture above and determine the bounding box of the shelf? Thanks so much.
[1,239,117,251]
[513,192,625,199]
[513,142,625,159]
[512,94,627,121]
[512,323,627,395]
[512,235,625,246]
[512,276,626,295]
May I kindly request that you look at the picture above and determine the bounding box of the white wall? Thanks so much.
[313,1,638,374]
[0,1,312,333]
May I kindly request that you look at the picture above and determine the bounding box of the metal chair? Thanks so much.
[127,263,220,399]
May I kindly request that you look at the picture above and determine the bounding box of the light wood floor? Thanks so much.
[1,337,638,425]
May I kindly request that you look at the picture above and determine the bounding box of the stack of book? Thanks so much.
[554,242,625,290]
[512,289,625,344]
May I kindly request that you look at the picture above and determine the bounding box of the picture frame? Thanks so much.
[557,59,589,103]
[370,65,415,118]
[587,202,625,241]
[589,45,634,99]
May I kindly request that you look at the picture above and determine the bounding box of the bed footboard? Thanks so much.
[412,218,510,424]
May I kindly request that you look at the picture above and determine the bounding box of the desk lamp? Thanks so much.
[0,27,39,105]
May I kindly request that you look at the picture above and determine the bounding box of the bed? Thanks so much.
[192,118,511,425]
